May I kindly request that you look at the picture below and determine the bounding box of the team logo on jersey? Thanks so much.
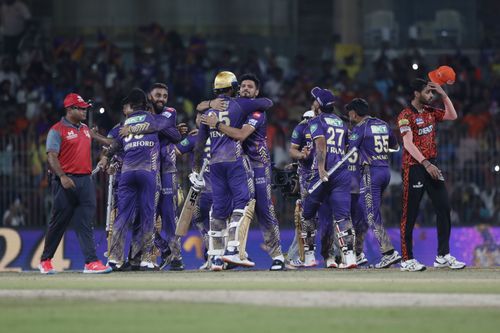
[371,125,388,134]
[398,119,409,126]
[66,130,77,140]
[125,115,146,125]
[180,138,189,146]
[349,132,359,141]
[305,133,311,139]
[161,111,172,118]
[310,124,318,134]
[292,130,299,139]
[325,117,343,127]
[415,117,424,126]
[252,112,262,119]
[83,129,90,138]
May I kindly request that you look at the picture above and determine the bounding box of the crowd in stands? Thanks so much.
[0,2,498,227]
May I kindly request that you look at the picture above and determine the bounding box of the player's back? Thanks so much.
[120,111,160,173]
[310,113,348,170]
[350,117,395,167]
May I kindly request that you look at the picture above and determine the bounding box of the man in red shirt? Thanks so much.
[39,93,111,274]
[397,79,465,272]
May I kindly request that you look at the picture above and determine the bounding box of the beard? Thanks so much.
[152,101,165,114]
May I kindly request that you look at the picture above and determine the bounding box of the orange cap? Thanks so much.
[428,66,456,85]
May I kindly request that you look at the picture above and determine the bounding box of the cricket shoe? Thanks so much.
[107,260,123,272]
[211,257,224,271]
[222,249,255,267]
[375,251,401,269]
[325,257,339,268]
[169,258,185,271]
[285,258,303,270]
[303,251,318,267]
[433,254,466,270]
[140,261,159,271]
[83,260,112,274]
[339,250,357,269]
[158,248,173,270]
[356,252,368,266]
[39,259,56,275]
[199,258,212,270]
[400,259,426,272]
[270,259,285,271]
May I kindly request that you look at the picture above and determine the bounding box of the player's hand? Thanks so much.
[188,129,199,136]
[60,175,76,189]
[428,82,447,98]
[97,156,108,171]
[301,147,311,160]
[189,172,205,190]
[425,163,443,180]
[210,98,228,112]
[177,123,189,135]
[319,168,328,182]
[201,113,219,128]
[119,125,131,137]
[90,126,99,139]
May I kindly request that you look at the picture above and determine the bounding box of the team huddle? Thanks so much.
[39,68,467,274]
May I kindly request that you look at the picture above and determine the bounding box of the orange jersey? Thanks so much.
[397,105,445,168]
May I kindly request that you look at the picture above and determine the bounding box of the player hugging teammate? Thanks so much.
[85,70,465,273]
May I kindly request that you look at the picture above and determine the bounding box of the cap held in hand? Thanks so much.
[428,66,456,86]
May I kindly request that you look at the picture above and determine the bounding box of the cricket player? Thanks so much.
[104,88,179,268]
[148,83,187,270]
[193,71,273,271]
[398,79,465,271]
[175,124,213,270]
[346,98,402,268]
[301,87,356,268]
[201,73,285,271]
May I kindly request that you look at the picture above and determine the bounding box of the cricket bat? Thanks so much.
[175,159,208,236]
[294,199,305,262]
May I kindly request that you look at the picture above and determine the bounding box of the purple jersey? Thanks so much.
[176,133,212,192]
[107,123,124,165]
[198,95,273,164]
[291,120,314,174]
[115,110,170,173]
[243,111,270,165]
[309,113,348,170]
[348,117,397,167]
[157,107,180,173]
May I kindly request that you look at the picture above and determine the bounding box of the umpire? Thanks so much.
[397,79,465,272]
[38,93,111,274]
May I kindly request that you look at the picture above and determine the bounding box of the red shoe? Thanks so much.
[84,260,112,274]
[39,259,57,274]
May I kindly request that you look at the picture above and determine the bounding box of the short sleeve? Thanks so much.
[348,125,363,149]
[245,111,264,129]
[397,111,411,136]
[309,117,324,140]
[433,108,446,123]
[176,135,195,154]
[290,123,304,146]
[46,129,62,153]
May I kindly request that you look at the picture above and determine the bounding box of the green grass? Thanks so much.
[1,268,499,294]
[1,269,499,333]
[1,299,499,333]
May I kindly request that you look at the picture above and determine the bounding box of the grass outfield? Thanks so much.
[1,268,499,333]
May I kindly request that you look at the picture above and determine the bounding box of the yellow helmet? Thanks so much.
[213,71,238,90]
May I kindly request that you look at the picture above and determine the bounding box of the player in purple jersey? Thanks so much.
[103,88,177,269]
[193,71,273,270]
[345,98,402,268]
[302,87,357,268]
[201,73,285,271]
[288,110,340,268]
[175,118,214,270]
[147,83,187,270]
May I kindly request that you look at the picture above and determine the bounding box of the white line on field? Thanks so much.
[1,289,499,308]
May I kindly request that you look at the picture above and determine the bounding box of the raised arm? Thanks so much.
[196,98,228,112]
[201,112,255,141]
[428,82,457,121]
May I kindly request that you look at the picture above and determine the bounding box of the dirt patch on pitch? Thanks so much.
[1,289,499,307]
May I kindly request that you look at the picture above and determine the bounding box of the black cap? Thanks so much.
[122,88,148,108]
[345,98,370,116]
